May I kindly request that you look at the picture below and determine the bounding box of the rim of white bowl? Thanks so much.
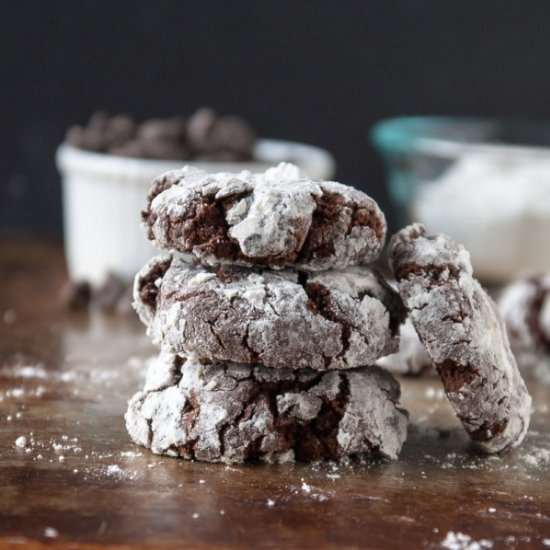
[56,139,336,182]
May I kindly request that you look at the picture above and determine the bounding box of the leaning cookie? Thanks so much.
[142,163,386,270]
[125,351,409,464]
[133,254,405,371]
[389,223,531,453]
[499,273,550,383]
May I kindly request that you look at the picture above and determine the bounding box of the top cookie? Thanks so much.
[142,163,386,270]
[389,223,531,454]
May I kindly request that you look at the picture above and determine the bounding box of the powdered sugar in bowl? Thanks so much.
[372,117,550,283]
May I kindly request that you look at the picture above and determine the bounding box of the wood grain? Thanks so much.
[0,236,549,549]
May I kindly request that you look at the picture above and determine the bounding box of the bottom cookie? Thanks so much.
[125,352,409,464]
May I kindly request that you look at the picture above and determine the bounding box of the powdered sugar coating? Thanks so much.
[125,351,409,463]
[498,273,550,382]
[133,254,404,371]
[389,223,531,453]
[142,163,386,270]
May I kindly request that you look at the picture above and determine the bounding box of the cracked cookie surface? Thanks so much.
[133,254,405,370]
[389,223,531,453]
[125,351,409,463]
[142,163,386,270]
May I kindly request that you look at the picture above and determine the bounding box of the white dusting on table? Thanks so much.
[440,531,493,549]
[43,527,58,538]
[521,447,550,467]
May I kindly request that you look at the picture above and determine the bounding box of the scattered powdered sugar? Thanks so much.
[441,531,493,550]
[15,436,26,448]
[120,451,142,459]
[287,479,331,502]
[43,527,58,538]
[1,364,48,378]
[521,447,550,468]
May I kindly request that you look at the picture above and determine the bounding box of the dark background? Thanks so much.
[2,1,550,235]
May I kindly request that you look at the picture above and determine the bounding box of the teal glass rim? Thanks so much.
[370,115,550,158]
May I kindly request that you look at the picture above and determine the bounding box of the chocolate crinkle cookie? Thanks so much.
[499,273,550,382]
[125,351,409,464]
[142,163,386,271]
[133,253,405,371]
[389,223,531,453]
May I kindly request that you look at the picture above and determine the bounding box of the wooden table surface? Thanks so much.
[0,236,549,550]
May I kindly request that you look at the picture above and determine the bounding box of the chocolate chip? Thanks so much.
[109,140,147,158]
[87,111,109,132]
[138,117,186,142]
[106,114,137,148]
[140,140,191,161]
[186,107,217,153]
[66,108,257,161]
[209,115,256,156]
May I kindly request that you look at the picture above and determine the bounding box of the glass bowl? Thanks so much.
[371,116,550,283]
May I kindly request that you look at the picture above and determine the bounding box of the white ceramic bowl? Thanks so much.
[56,139,336,285]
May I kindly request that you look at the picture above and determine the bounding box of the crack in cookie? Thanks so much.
[141,163,386,271]
[125,352,408,464]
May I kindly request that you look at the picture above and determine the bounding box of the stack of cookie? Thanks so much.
[125,163,410,463]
